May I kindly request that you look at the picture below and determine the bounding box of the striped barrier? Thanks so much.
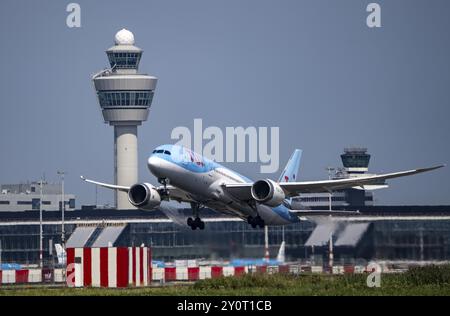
[188,267,199,281]
[66,246,151,288]
[199,266,211,279]
[0,269,44,284]
[344,265,355,274]
[0,263,380,286]
[211,266,223,278]
[154,266,248,281]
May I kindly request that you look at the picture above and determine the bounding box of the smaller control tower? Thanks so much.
[340,147,371,176]
[337,147,375,206]
[93,29,157,209]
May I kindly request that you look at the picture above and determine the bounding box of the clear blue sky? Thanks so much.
[0,0,449,206]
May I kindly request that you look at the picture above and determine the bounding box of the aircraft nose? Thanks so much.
[147,155,161,174]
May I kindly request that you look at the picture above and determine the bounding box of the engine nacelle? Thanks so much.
[128,183,161,210]
[251,179,285,207]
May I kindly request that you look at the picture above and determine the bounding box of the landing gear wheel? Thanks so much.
[188,216,205,230]
[194,217,205,230]
[248,215,265,229]
[256,216,265,228]
[158,178,170,185]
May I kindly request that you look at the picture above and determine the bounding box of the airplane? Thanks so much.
[0,263,22,270]
[229,241,286,267]
[55,243,67,265]
[81,144,444,230]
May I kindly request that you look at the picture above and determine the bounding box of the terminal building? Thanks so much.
[0,182,75,212]
[1,207,450,266]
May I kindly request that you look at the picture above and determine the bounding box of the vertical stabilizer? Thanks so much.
[55,243,66,265]
[278,149,302,183]
[276,241,285,263]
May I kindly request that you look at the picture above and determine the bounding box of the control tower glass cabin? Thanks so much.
[340,147,371,174]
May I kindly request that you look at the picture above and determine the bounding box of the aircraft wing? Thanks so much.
[157,185,197,203]
[291,210,360,216]
[80,176,195,204]
[224,165,444,200]
[80,176,130,192]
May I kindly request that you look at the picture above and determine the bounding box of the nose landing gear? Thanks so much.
[247,201,265,229]
[157,178,170,200]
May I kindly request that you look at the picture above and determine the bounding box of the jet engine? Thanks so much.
[251,179,286,207]
[128,183,161,210]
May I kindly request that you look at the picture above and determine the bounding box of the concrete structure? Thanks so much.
[92,29,158,209]
[0,182,75,212]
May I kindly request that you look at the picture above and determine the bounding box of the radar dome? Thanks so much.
[114,29,135,45]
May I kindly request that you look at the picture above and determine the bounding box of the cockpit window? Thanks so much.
[164,150,171,155]
[156,150,164,153]
[152,150,157,153]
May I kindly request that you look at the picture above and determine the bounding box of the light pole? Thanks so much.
[39,179,43,268]
[328,232,334,274]
[264,225,269,262]
[325,167,335,211]
[57,171,66,247]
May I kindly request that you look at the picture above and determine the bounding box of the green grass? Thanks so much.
[2,265,450,296]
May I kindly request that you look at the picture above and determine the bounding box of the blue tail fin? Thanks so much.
[278,149,302,183]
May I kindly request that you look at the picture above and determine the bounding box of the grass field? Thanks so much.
[1,265,450,296]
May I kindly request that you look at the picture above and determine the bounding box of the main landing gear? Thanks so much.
[187,217,205,230]
[247,201,265,229]
[247,215,265,229]
[187,202,205,230]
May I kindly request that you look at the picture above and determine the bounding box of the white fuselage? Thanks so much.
[147,150,297,226]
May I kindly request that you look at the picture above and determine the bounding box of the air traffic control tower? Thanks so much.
[340,147,371,175]
[93,29,157,209]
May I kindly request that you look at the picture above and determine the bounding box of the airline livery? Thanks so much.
[82,144,443,230]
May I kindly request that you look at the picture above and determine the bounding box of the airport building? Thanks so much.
[0,182,75,212]
[1,207,450,266]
